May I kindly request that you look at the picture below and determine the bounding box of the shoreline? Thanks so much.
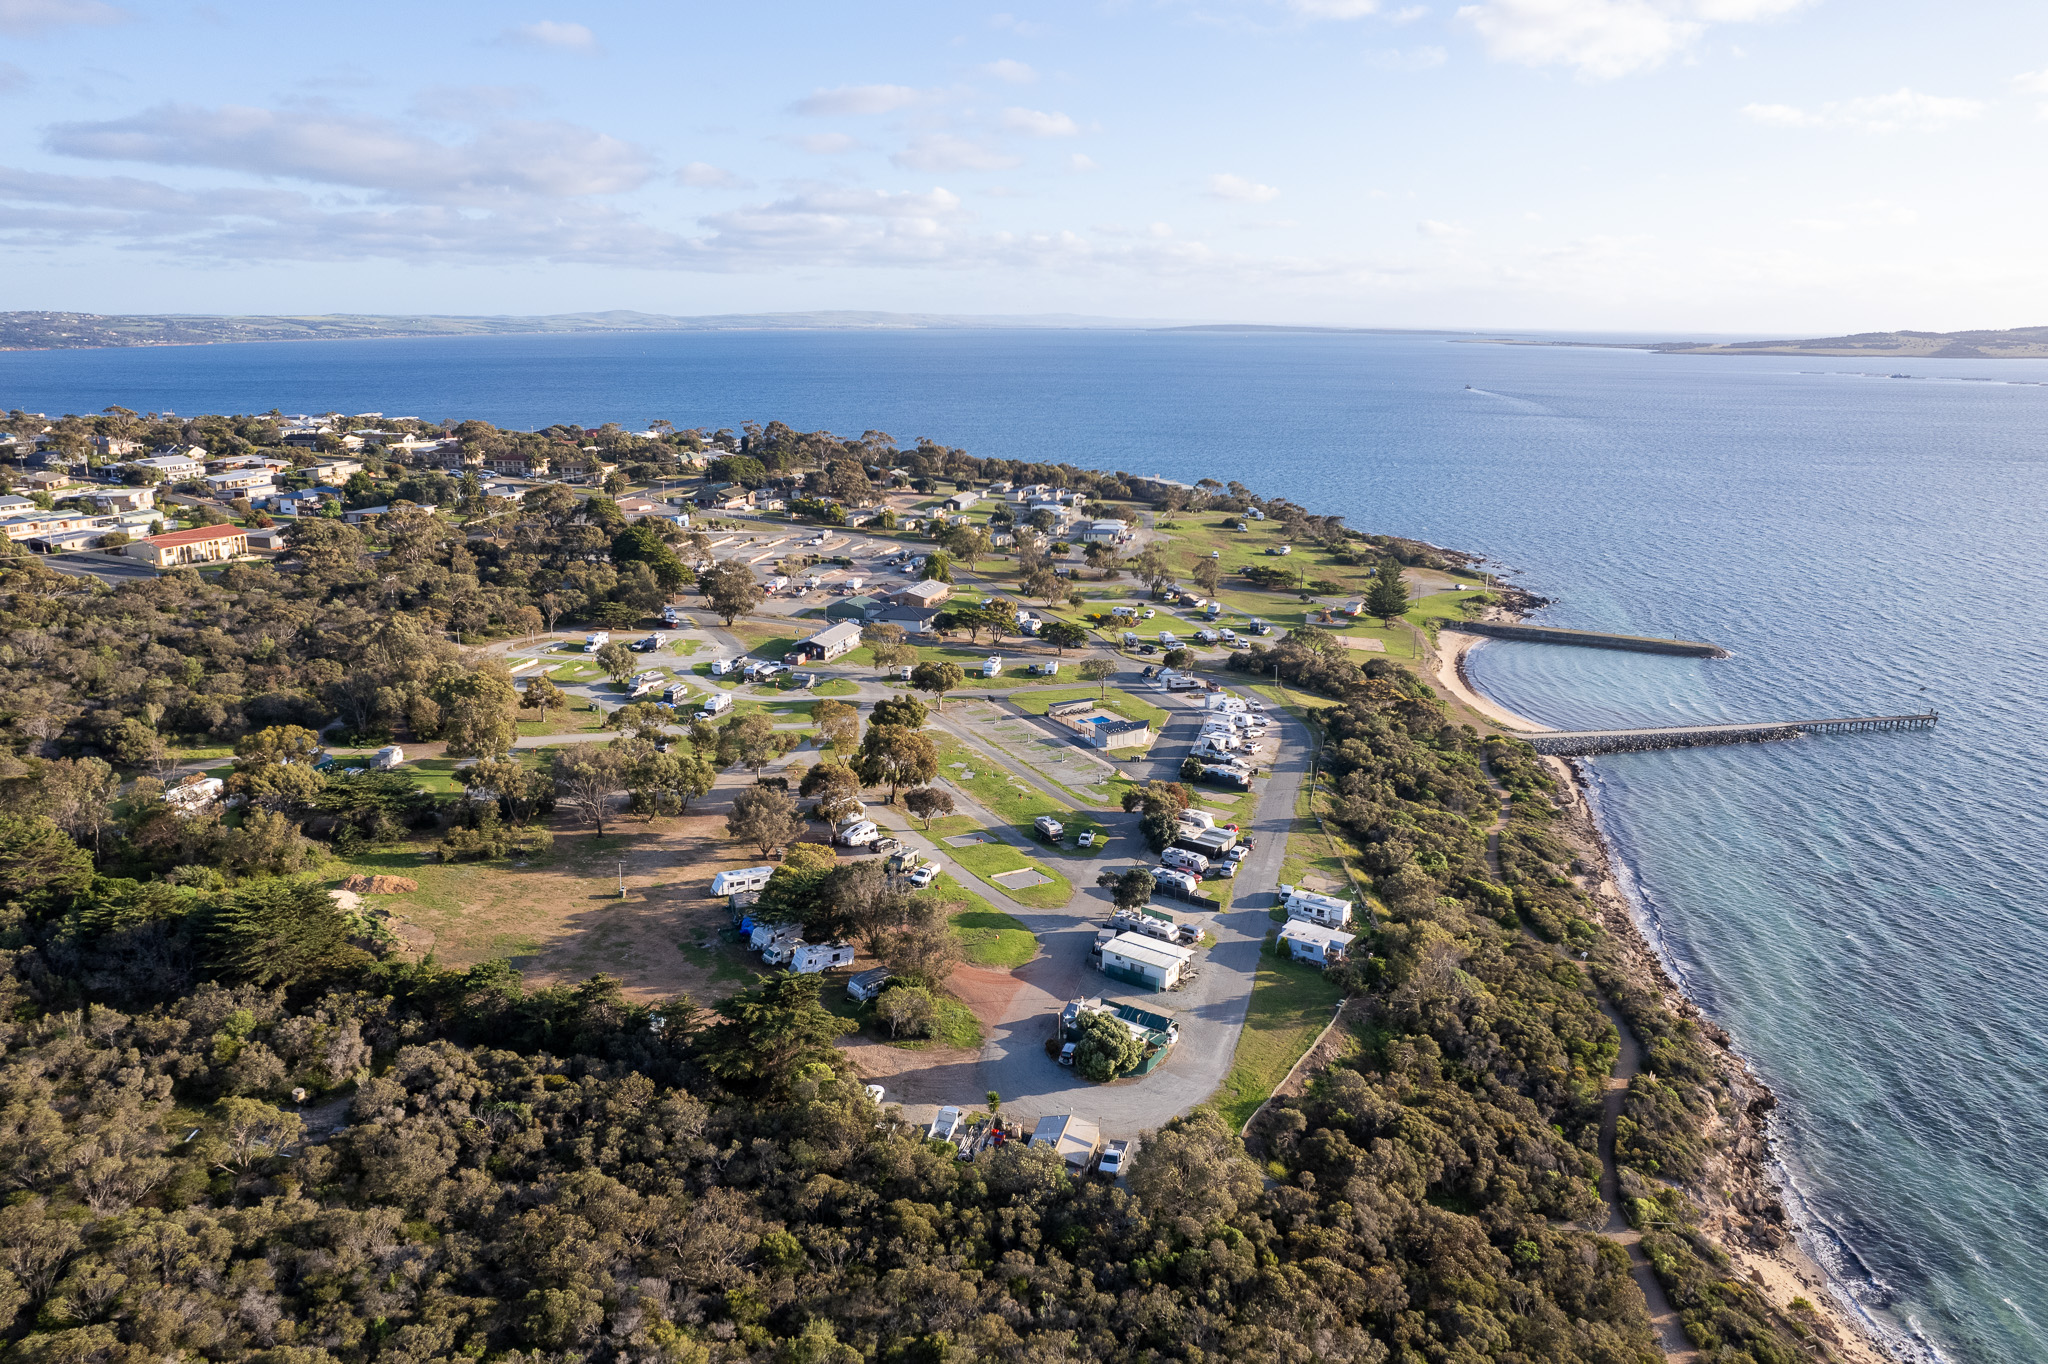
[1439,602,1897,1363]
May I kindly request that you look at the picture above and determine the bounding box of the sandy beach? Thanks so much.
[1426,624,1554,733]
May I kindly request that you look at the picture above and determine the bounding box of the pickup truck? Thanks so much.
[1097,1139,1130,1179]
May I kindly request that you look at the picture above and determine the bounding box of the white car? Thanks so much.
[907,864,941,888]
[1077,830,1096,848]
[1097,1139,1131,1179]
[1225,846,1249,862]
[1141,608,1156,619]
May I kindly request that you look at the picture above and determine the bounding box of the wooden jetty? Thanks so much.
[1442,620,1730,658]
[1516,713,1938,757]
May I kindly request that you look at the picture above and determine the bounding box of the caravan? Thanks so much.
[696,692,733,720]
[712,866,775,896]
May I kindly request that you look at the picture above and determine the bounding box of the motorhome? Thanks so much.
[713,866,775,896]
[981,656,1002,678]
[585,632,610,650]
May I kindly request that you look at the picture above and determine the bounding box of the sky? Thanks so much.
[1,0,2045,333]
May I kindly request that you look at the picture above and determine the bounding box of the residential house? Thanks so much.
[787,621,862,663]
[692,482,753,510]
[128,451,206,482]
[1097,932,1196,991]
[17,471,75,494]
[869,603,940,635]
[1280,886,1354,930]
[88,487,156,514]
[0,511,96,542]
[89,435,141,458]
[893,579,952,609]
[484,452,549,477]
[0,496,34,516]
[121,524,249,568]
[1275,920,1356,967]
[304,457,363,483]
[343,503,436,525]
[206,469,279,496]
[1077,519,1127,546]
[1028,1115,1102,1173]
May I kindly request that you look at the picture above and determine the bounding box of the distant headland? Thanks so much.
[1469,324,2048,359]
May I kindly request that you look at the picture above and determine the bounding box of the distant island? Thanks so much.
[0,309,1173,351]
[1469,324,2048,359]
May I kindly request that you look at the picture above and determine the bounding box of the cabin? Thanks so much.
[1097,932,1196,991]
[1276,920,1356,967]
[1029,1115,1102,1173]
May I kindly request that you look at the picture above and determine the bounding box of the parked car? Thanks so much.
[1138,644,1158,655]
[1077,830,1095,849]
[1225,846,1248,862]
[906,864,941,888]
[1058,1041,1077,1067]
[1097,1139,1130,1179]
[1141,608,1156,619]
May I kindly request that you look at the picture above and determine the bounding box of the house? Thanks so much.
[304,457,363,483]
[163,775,224,815]
[1078,519,1127,546]
[870,604,941,635]
[825,594,884,624]
[789,621,863,663]
[89,435,141,458]
[894,579,952,609]
[1276,920,1357,967]
[790,942,857,974]
[0,496,30,516]
[614,496,671,519]
[1,511,97,542]
[944,491,978,512]
[343,503,436,525]
[127,452,205,482]
[692,482,753,510]
[371,746,405,770]
[846,968,893,1002]
[206,469,280,495]
[88,487,155,514]
[1097,932,1196,991]
[1281,886,1354,930]
[1028,1115,1102,1173]
[16,471,75,494]
[121,524,249,568]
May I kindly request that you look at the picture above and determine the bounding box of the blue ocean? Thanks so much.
[4,328,2042,1362]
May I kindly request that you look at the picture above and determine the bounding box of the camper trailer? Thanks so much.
[585,632,611,649]
[697,692,733,720]
[710,656,735,676]
[1160,847,1210,875]
[712,866,775,896]
[790,942,857,974]
[981,656,1003,678]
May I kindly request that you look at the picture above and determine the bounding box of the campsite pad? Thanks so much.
[944,832,999,848]
[990,868,1053,890]
[1338,636,1387,653]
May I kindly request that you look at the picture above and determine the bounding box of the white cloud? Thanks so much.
[497,20,598,52]
[791,84,920,116]
[891,135,1021,172]
[676,161,746,188]
[979,59,1037,84]
[1389,5,1431,20]
[1741,88,1985,133]
[1418,218,1472,237]
[1283,0,1380,16]
[792,132,860,154]
[2015,69,2048,95]
[1456,0,1810,80]
[1208,173,1280,203]
[1068,153,1100,172]
[1363,45,1448,69]
[44,103,654,201]
[1001,107,1080,136]
[0,0,124,36]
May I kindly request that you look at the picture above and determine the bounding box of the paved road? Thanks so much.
[38,553,159,584]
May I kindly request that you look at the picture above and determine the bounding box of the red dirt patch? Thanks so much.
[343,874,419,894]
[948,964,1026,1030]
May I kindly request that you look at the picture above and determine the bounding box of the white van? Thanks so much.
[1161,846,1211,875]
[712,866,774,896]
[894,665,914,681]
[697,692,733,719]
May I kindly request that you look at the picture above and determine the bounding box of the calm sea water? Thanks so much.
[5,329,2043,1362]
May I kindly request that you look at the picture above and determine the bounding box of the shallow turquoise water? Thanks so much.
[4,329,2042,1361]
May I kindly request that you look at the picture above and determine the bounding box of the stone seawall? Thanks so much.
[1442,620,1729,658]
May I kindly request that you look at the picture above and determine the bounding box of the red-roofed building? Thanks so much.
[121,524,248,569]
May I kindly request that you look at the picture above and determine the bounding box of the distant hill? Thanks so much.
[1652,326,2048,359]
[0,309,1170,351]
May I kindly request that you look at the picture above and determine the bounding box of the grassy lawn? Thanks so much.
[917,873,1038,967]
[1010,685,1170,729]
[1210,951,1347,1130]
[546,660,607,682]
[931,735,1071,831]
[691,661,741,689]
[813,678,859,696]
[667,638,702,657]
[944,839,1073,910]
